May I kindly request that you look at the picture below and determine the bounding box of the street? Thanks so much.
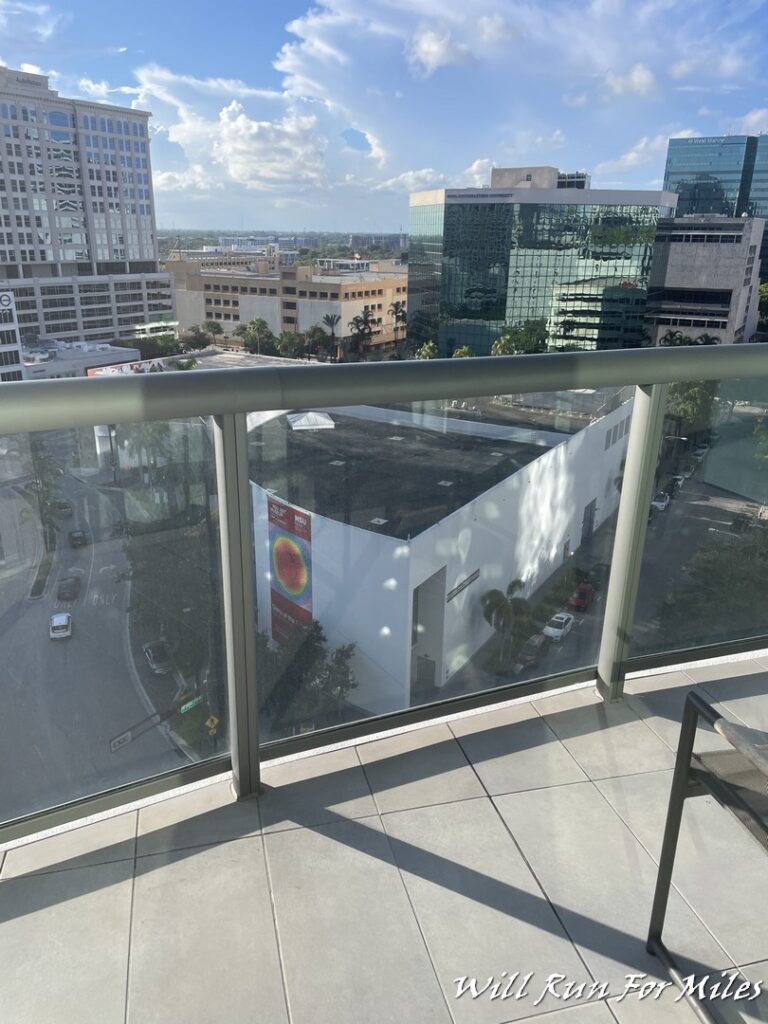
[0,430,184,823]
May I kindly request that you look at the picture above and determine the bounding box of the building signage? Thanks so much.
[268,497,313,644]
[0,292,13,309]
[87,358,167,376]
[446,569,480,603]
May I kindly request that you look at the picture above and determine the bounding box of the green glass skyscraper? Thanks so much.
[408,181,676,356]
[664,136,768,279]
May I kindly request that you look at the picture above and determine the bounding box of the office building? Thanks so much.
[169,257,407,354]
[0,288,23,380]
[408,169,676,354]
[664,135,768,279]
[646,215,764,345]
[0,65,175,349]
[490,166,591,190]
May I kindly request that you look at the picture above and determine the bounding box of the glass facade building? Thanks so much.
[408,189,675,355]
[664,135,768,280]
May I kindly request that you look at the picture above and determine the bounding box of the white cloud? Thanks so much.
[562,92,587,108]
[477,14,513,45]
[78,77,112,99]
[0,1,64,42]
[604,62,655,96]
[738,108,768,134]
[535,128,566,149]
[406,28,473,76]
[596,127,699,173]
[457,158,494,187]
[375,167,446,193]
[670,48,746,82]
[153,164,213,193]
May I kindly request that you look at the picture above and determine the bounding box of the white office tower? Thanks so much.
[0,65,175,350]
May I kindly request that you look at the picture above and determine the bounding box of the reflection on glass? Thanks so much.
[0,417,227,825]
[250,390,631,742]
[632,378,768,657]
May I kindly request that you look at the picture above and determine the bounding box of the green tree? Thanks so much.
[759,282,768,325]
[659,330,717,347]
[345,309,376,361]
[668,381,717,436]
[415,340,439,359]
[276,330,306,359]
[480,579,531,667]
[234,317,277,356]
[183,325,211,351]
[388,300,407,342]
[126,332,183,360]
[202,319,222,344]
[491,335,515,356]
[499,318,548,354]
[321,313,341,358]
[452,345,475,358]
[304,324,334,361]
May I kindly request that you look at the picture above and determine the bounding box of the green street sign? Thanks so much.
[180,694,204,714]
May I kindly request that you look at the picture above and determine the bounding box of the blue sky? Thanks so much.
[2,0,768,230]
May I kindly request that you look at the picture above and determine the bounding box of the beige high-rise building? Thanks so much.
[0,64,175,350]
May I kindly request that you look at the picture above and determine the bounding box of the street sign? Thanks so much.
[110,730,132,752]
[205,715,219,731]
[180,694,205,714]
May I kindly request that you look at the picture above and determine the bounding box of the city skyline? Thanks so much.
[1,0,767,230]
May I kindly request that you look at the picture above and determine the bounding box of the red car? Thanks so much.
[567,581,595,612]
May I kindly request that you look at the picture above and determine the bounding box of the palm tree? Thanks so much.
[345,309,376,361]
[388,300,407,345]
[322,313,341,359]
[480,579,530,667]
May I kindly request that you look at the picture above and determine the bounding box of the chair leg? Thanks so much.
[647,695,699,952]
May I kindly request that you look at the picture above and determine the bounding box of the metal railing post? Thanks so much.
[596,383,668,702]
[213,412,261,797]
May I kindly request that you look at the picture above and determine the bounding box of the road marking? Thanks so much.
[99,564,116,574]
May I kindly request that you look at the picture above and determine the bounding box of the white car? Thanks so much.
[542,612,574,641]
[651,491,670,512]
[49,612,72,639]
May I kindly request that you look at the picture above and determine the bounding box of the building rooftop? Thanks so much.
[2,656,766,1024]
[248,406,560,539]
[411,187,679,207]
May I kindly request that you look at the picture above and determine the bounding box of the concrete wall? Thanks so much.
[252,484,413,715]
[249,397,633,715]
[409,399,631,684]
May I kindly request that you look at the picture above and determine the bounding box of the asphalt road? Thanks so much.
[0,430,182,824]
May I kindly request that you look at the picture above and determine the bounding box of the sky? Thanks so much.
[2,0,768,231]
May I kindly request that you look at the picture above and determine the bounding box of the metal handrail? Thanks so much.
[1,344,767,433]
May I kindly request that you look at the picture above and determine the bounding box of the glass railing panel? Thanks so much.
[0,417,227,824]
[248,388,633,742]
[631,378,768,658]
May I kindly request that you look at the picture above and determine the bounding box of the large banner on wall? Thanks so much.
[268,497,313,644]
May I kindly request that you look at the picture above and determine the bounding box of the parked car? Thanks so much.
[56,568,84,601]
[542,612,574,641]
[575,563,609,591]
[518,633,551,667]
[142,640,172,675]
[49,612,72,639]
[651,491,670,512]
[567,581,595,612]
[68,529,89,547]
[691,444,710,462]
[680,463,696,479]
[670,475,684,495]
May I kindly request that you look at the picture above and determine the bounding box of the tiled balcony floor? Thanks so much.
[2,658,768,1024]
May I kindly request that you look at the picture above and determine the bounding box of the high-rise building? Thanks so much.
[664,135,768,279]
[408,170,676,355]
[646,215,764,345]
[0,65,175,349]
[0,289,23,380]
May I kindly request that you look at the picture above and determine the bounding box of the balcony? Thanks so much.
[1,658,767,1023]
[0,346,767,1020]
